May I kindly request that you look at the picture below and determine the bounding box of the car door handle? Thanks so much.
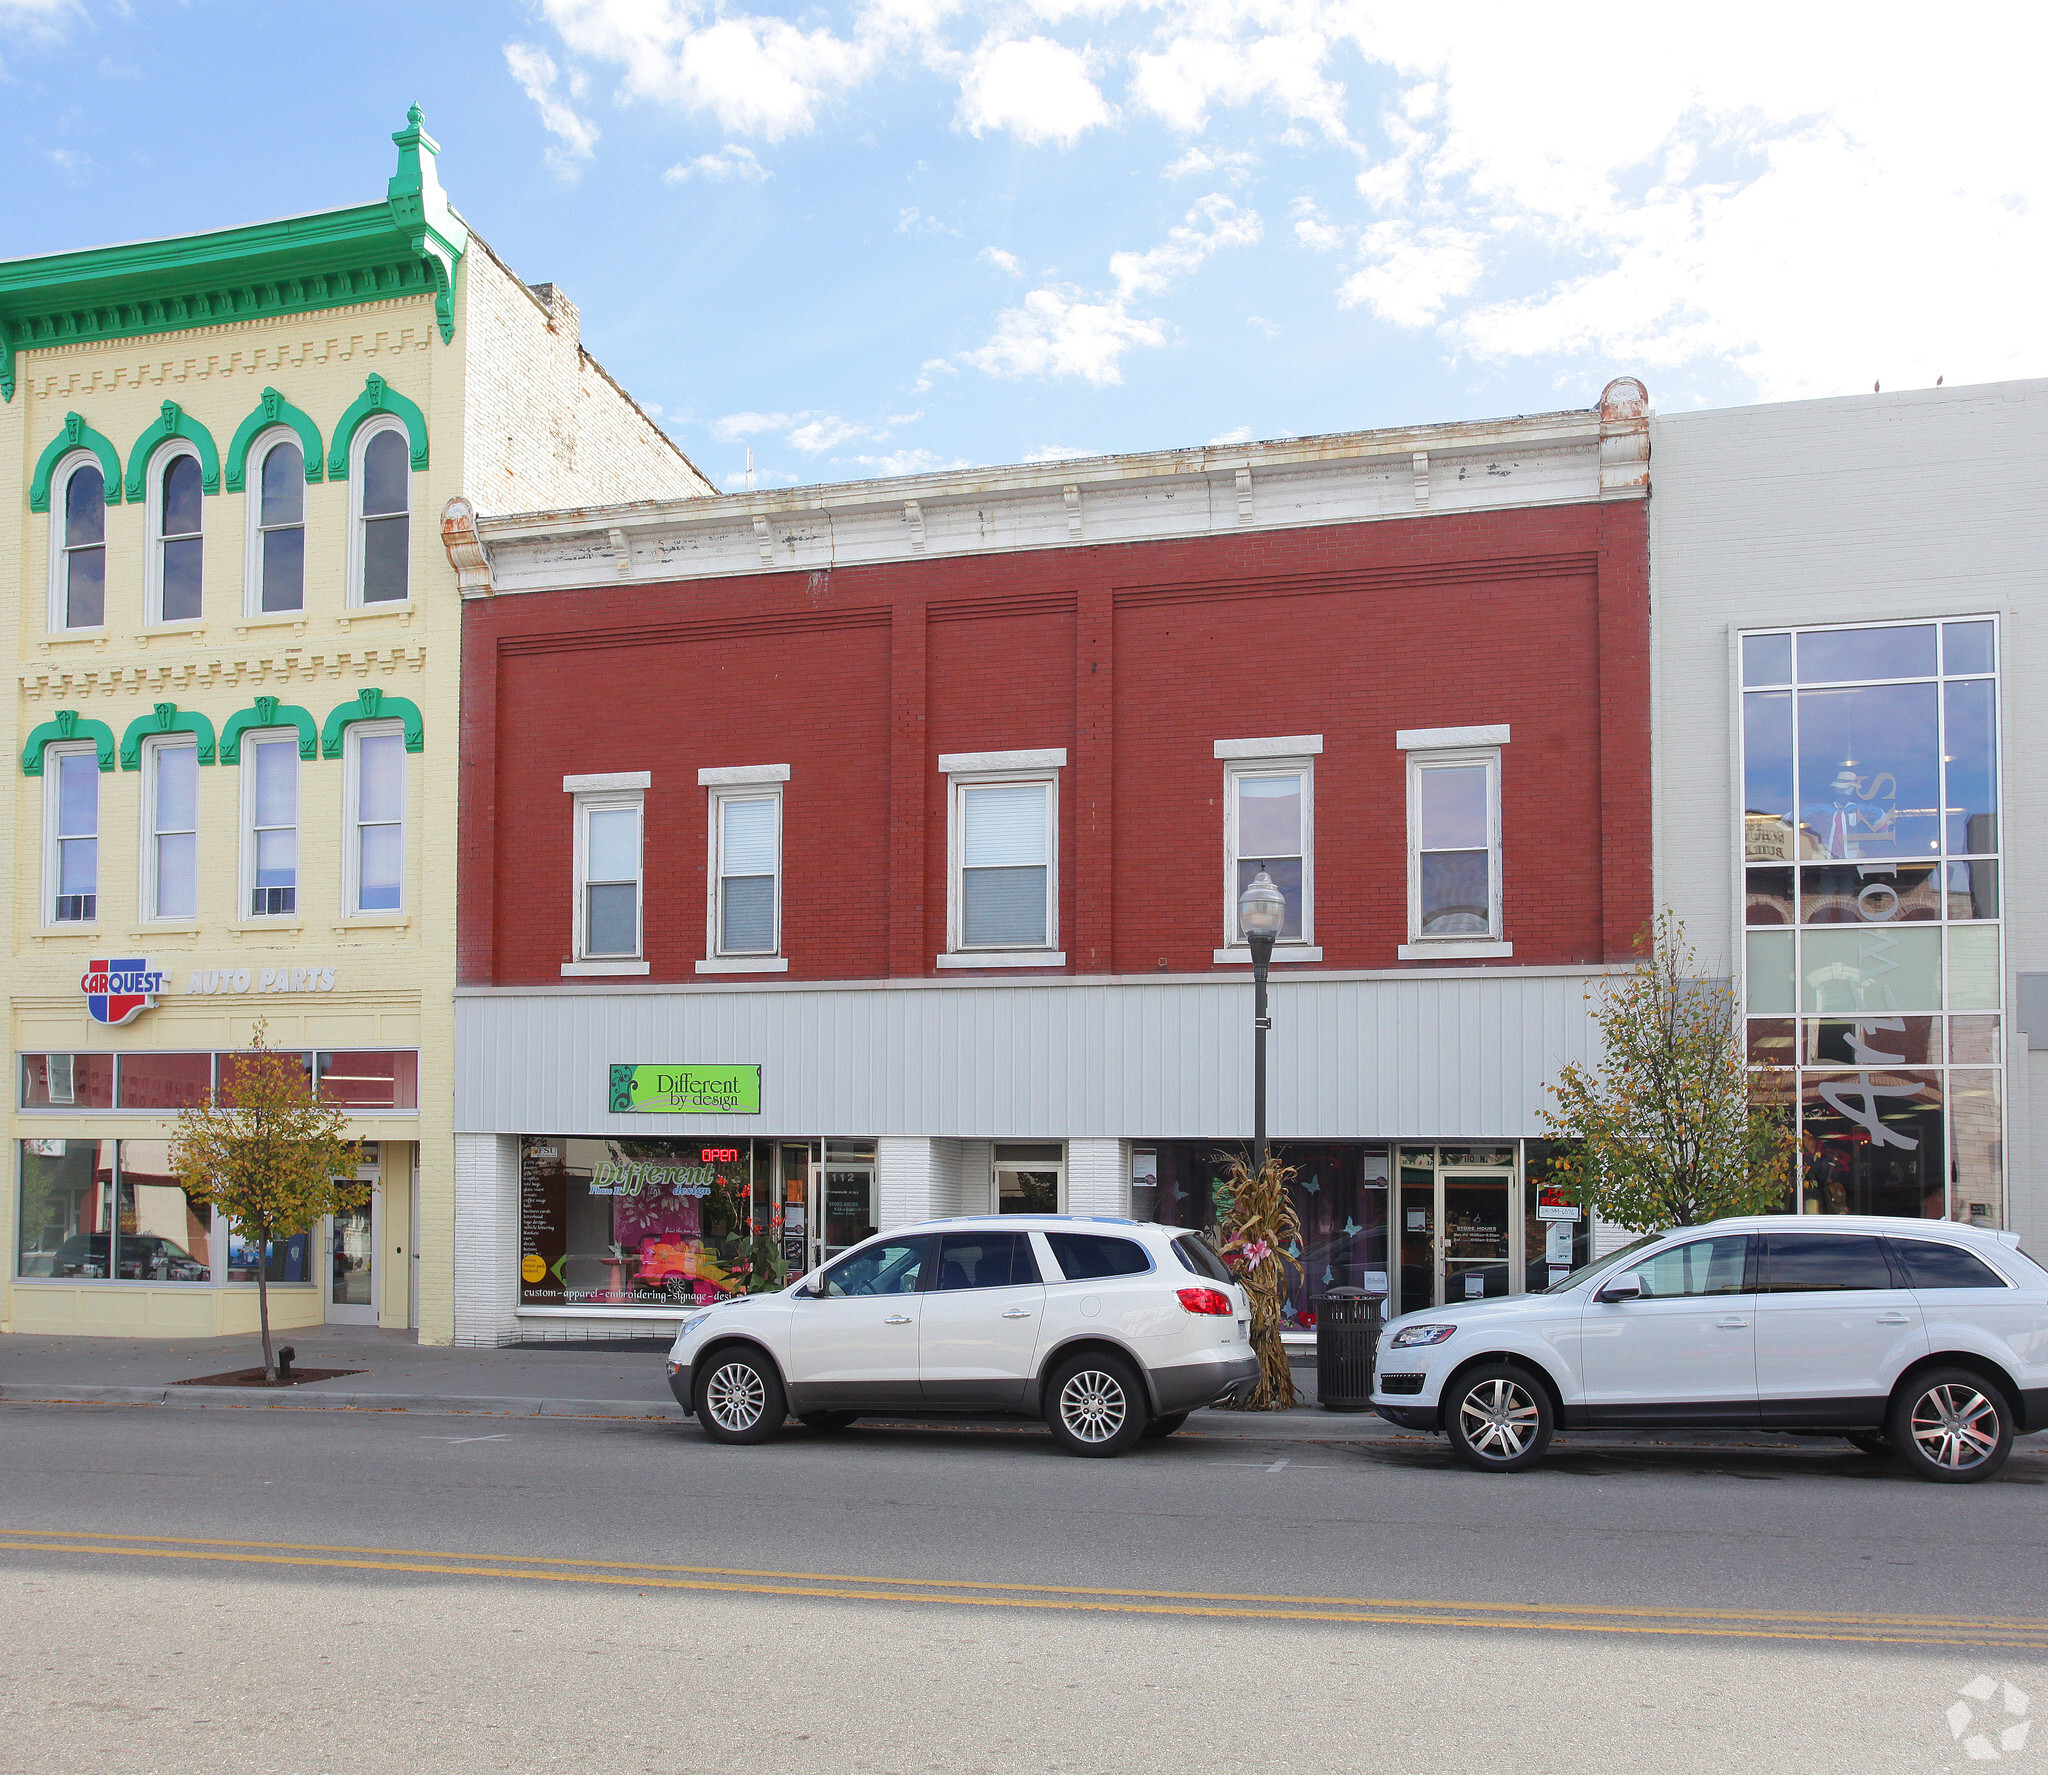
[1715,1318,1748,1329]
[884,1314,911,1325]
[1877,1313,1911,1325]
[1001,1308,1032,1319]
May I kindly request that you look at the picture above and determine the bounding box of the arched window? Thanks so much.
[255,436,306,613]
[58,460,106,630]
[152,448,204,622]
[356,424,410,603]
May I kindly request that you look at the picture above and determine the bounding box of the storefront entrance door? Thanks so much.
[1397,1169,1514,1316]
[810,1163,876,1271]
[323,1159,380,1324]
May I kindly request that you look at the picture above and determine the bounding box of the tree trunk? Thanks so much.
[257,1255,277,1383]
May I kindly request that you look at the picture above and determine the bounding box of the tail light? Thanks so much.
[1177,1287,1233,1316]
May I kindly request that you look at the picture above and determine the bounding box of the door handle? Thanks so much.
[1001,1308,1032,1319]
[1715,1318,1748,1329]
[884,1314,911,1325]
[1877,1313,1911,1325]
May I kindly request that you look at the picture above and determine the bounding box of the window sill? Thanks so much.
[38,630,108,651]
[338,603,415,629]
[1397,939,1514,960]
[234,614,308,638]
[135,621,205,646]
[562,960,650,976]
[935,951,1067,969]
[32,925,101,941]
[228,917,304,933]
[1213,947,1324,965]
[696,957,790,974]
[334,913,410,932]
[129,923,201,937]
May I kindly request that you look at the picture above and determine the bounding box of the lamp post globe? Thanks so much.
[1237,868,1285,1175]
[1237,869,1286,951]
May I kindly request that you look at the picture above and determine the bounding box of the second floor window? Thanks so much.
[954,777,1054,951]
[357,425,410,603]
[578,795,642,959]
[1225,762,1312,946]
[246,736,299,917]
[713,791,780,956]
[152,450,204,623]
[144,738,199,920]
[59,460,106,630]
[255,437,306,613]
[48,744,99,923]
[1408,747,1502,941]
[348,727,406,913]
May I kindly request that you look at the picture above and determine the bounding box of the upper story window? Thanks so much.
[148,447,204,624]
[713,790,781,956]
[54,458,106,631]
[579,793,642,960]
[346,722,406,913]
[941,751,1065,966]
[251,435,306,615]
[142,737,199,922]
[1399,725,1508,957]
[353,423,410,604]
[45,742,100,924]
[243,735,300,917]
[1216,737,1319,958]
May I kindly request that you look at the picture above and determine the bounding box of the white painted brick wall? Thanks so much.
[1066,1139,1130,1216]
[452,1133,520,1345]
[877,1137,937,1230]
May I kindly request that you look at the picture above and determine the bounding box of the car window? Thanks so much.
[935,1232,1039,1291]
[1890,1239,2008,1290]
[1760,1232,1893,1293]
[1044,1232,1152,1281]
[1538,1234,1659,1293]
[821,1235,930,1298]
[1171,1234,1232,1284]
[1627,1235,1751,1299]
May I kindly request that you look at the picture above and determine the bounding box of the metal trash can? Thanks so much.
[1313,1288,1382,1412]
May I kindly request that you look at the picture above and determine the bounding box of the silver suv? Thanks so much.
[666,1216,1258,1456]
[1371,1215,2048,1482]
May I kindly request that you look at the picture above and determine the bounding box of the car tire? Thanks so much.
[1140,1412,1189,1440]
[693,1347,786,1445]
[1444,1363,1554,1473]
[1888,1368,2013,1483]
[798,1410,861,1432]
[1044,1353,1148,1458]
[1843,1431,1892,1459]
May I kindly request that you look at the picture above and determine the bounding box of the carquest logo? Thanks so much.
[1948,1675,2032,1761]
[80,958,167,1026]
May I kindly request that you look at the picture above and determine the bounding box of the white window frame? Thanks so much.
[47,450,108,634]
[41,738,101,928]
[238,727,302,921]
[698,763,790,974]
[342,718,407,917]
[142,439,204,627]
[564,771,649,976]
[138,733,200,925]
[1215,735,1322,964]
[940,750,1065,968]
[1400,725,1510,959]
[346,415,412,609]
[243,427,309,618]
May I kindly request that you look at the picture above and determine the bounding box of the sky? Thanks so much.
[5,1,2046,494]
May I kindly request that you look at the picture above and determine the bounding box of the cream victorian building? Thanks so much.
[1,110,709,1341]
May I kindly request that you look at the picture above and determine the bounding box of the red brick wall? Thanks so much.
[459,500,1651,984]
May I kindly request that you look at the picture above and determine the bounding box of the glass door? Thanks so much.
[1398,1173,1436,1314]
[1439,1172,1514,1303]
[811,1161,876,1270]
[323,1156,380,1324]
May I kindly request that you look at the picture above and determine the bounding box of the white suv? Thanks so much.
[666,1216,1259,1456]
[1371,1215,2048,1483]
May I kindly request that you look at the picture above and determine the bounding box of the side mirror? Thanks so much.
[1596,1274,1643,1304]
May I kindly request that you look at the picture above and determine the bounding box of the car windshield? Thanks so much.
[1537,1235,1660,1293]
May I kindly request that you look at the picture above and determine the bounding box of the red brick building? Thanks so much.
[444,381,1652,1345]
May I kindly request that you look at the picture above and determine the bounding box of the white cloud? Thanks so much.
[720,466,803,489]
[1127,21,1351,144]
[711,411,798,440]
[910,357,959,393]
[1208,424,1253,444]
[1021,444,1100,462]
[1337,220,1486,327]
[957,35,1114,147]
[898,206,952,234]
[663,144,771,183]
[856,448,974,476]
[1245,314,1280,338]
[965,286,1168,386]
[713,409,896,452]
[980,246,1024,275]
[1163,144,1257,186]
[505,41,600,175]
[1289,194,1346,253]
[786,414,875,452]
[1109,193,1261,299]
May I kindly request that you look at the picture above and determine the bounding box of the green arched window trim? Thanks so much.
[327,373,428,481]
[321,686,424,758]
[21,709,116,776]
[224,389,326,493]
[220,696,319,763]
[120,703,218,770]
[123,401,222,504]
[28,414,122,513]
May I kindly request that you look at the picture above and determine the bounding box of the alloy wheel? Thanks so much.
[1058,1369,1128,1444]
[1909,1384,2000,1472]
[705,1361,767,1434]
[1459,1377,1540,1461]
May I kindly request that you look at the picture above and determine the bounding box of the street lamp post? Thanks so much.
[1237,869,1287,1176]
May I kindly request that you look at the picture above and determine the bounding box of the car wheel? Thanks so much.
[1044,1354,1148,1458]
[1843,1431,1892,1459]
[1444,1364,1554,1473]
[693,1347,786,1445]
[798,1410,861,1432]
[1140,1412,1189,1441]
[1888,1369,2013,1483]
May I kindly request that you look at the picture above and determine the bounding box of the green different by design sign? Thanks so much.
[608,1063,761,1115]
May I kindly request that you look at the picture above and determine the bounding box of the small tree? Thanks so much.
[170,1024,363,1380]
[1213,1151,1303,1410]
[1540,912,1799,1231]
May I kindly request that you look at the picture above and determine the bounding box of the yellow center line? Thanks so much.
[2,1530,2045,1649]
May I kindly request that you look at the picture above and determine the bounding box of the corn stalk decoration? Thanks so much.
[1213,1151,1303,1410]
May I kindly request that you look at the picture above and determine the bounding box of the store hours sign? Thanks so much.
[608,1064,761,1115]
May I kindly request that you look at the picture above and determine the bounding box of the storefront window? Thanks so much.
[20,1054,116,1110]
[117,1052,213,1109]
[1522,1141,1591,1290]
[16,1139,209,1282]
[316,1051,419,1110]
[224,1226,313,1283]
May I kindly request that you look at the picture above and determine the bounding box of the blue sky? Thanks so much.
[7,2,2044,493]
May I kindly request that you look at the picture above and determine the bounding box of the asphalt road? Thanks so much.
[2,1402,2043,1775]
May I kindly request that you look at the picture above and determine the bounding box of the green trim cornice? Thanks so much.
[224,388,326,493]
[327,373,428,480]
[321,686,424,758]
[0,106,468,402]
[28,412,121,512]
[22,709,116,776]
[120,702,218,770]
[124,400,222,503]
[220,696,319,763]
